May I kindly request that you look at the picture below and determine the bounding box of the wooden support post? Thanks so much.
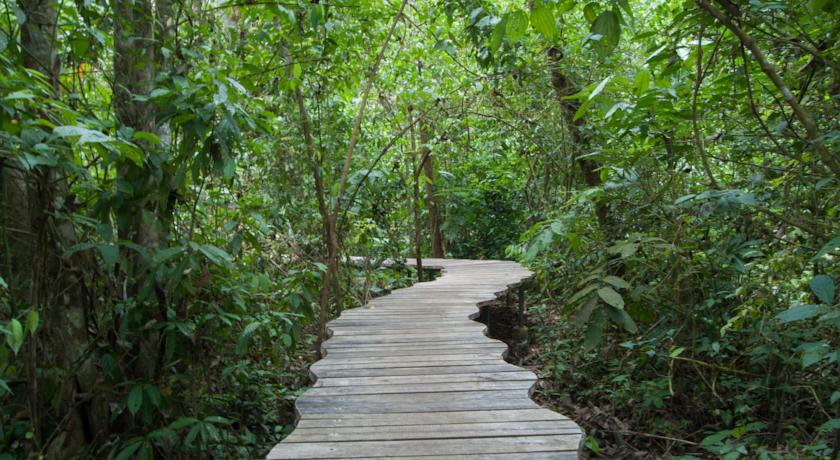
[517,284,525,326]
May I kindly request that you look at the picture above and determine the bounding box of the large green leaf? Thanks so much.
[53,125,113,144]
[190,242,233,267]
[530,4,556,40]
[490,16,507,54]
[597,286,625,309]
[813,235,840,259]
[583,307,605,349]
[6,319,23,355]
[602,275,630,289]
[810,275,835,305]
[775,304,826,323]
[589,75,612,100]
[606,306,638,333]
[127,385,143,415]
[590,10,621,56]
[506,10,529,43]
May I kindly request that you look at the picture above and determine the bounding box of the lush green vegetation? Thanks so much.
[1,0,838,458]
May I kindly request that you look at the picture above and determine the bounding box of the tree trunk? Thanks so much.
[408,108,423,280]
[113,0,162,257]
[546,47,610,236]
[19,0,60,91]
[420,117,444,258]
[4,1,103,456]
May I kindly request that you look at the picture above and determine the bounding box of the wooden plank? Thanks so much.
[380,453,578,460]
[311,358,503,371]
[305,380,534,396]
[266,435,580,459]
[285,420,581,442]
[313,363,523,378]
[314,371,536,388]
[309,353,505,366]
[297,409,570,427]
[296,392,540,414]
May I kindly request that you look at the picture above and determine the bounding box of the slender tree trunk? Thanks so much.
[283,41,333,351]
[113,0,161,256]
[692,25,719,189]
[420,117,444,258]
[408,108,423,280]
[546,47,610,236]
[318,0,407,334]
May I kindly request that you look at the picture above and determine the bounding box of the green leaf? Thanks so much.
[205,415,232,425]
[572,97,594,121]
[0,378,11,395]
[608,241,638,258]
[575,295,600,326]
[309,4,323,30]
[154,246,185,264]
[132,131,161,145]
[813,235,840,259]
[798,342,828,368]
[588,75,611,100]
[569,284,598,305]
[127,385,143,416]
[583,307,605,349]
[490,16,507,53]
[583,2,599,22]
[115,440,142,460]
[597,286,625,309]
[506,10,529,43]
[237,321,261,354]
[190,242,233,267]
[810,275,835,304]
[169,417,198,430]
[530,5,555,40]
[590,10,621,56]
[602,275,630,289]
[606,306,637,333]
[6,319,24,355]
[634,70,649,96]
[150,88,170,99]
[819,419,840,433]
[53,126,113,144]
[99,244,119,270]
[808,0,831,12]
[26,310,39,336]
[776,304,826,323]
[4,90,36,101]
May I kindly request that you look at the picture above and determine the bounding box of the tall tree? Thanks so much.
[420,116,444,258]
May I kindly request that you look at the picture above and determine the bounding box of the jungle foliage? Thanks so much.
[0,0,838,458]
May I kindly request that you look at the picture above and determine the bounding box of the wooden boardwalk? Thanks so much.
[267,258,582,459]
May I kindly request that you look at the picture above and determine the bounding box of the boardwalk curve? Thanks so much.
[268,258,582,459]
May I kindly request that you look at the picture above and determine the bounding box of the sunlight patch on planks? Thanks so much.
[267,258,582,459]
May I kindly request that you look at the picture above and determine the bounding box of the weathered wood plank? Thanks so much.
[267,435,580,459]
[297,409,570,427]
[285,420,581,442]
[313,371,536,389]
[305,379,535,396]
